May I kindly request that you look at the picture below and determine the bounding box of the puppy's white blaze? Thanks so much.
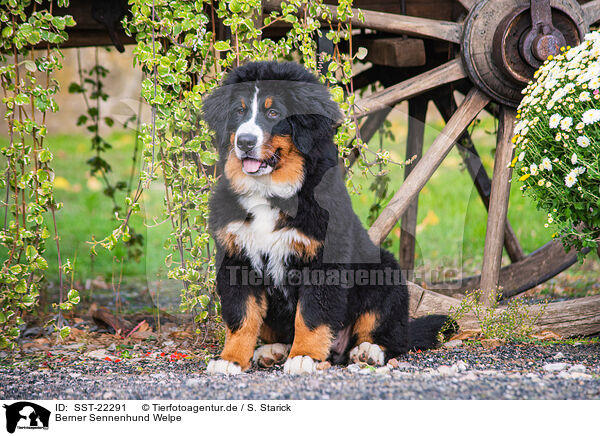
[234,85,263,158]
[227,194,312,287]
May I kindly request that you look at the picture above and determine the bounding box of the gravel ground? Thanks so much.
[1,342,599,400]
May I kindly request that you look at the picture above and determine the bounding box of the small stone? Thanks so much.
[454,360,468,372]
[103,391,116,400]
[444,339,463,349]
[568,364,587,373]
[346,364,361,373]
[463,372,477,381]
[387,358,399,368]
[185,378,202,387]
[395,362,415,371]
[107,343,116,352]
[437,365,457,376]
[553,352,565,359]
[543,362,567,372]
[85,349,112,360]
[375,366,390,375]
[359,368,374,375]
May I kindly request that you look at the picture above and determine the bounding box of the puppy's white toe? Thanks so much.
[253,343,291,368]
[349,342,385,366]
[206,359,242,375]
[283,355,317,375]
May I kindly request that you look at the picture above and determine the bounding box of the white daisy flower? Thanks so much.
[541,157,552,171]
[577,135,590,147]
[530,163,539,176]
[575,121,585,130]
[560,117,573,130]
[579,91,591,102]
[518,152,525,162]
[589,76,600,90]
[564,170,578,187]
[549,113,562,128]
[571,153,578,164]
[582,109,600,124]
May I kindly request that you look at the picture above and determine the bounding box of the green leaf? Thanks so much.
[68,289,80,304]
[214,41,231,51]
[39,149,52,163]
[59,326,71,339]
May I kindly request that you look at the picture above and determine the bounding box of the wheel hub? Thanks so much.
[461,0,587,107]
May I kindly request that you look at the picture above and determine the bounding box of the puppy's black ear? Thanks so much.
[289,114,335,155]
[202,85,230,144]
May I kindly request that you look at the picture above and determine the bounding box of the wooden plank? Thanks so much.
[360,38,426,68]
[434,96,525,262]
[355,58,466,118]
[479,107,516,304]
[263,0,463,43]
[399,98,427,280]
[408,281,600,338]
[368,88,490,246]
[583,0,600,26]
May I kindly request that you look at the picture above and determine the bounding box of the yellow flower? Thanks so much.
[519,174,531,181]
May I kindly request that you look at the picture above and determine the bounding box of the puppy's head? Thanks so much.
[203,61,342,198]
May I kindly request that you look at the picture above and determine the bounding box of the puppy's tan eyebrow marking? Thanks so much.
[241,98,246,109]
[264,97,273,109]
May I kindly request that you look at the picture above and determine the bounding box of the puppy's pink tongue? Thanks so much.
[242,158,261,173]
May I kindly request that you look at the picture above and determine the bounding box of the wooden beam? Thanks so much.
[368,88,490,246]
[479,107,516,304]
[263,0,463,43]
[408,281,600,338]
[360,38,426,68]
[399,98,428,280]
[583,0,600,26]
[355,58,466,118]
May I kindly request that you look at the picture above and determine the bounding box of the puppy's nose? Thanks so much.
[236,134,257,152]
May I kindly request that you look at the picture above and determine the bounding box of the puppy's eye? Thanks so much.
[237,107,246,115]
[266,109,279,119]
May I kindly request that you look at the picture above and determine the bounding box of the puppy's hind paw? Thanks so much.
[206,359,242,375]
[253,343,291,368]
[349,342,385,366]
[283,355,317,375]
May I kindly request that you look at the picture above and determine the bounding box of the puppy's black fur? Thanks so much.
[205,61,449,371]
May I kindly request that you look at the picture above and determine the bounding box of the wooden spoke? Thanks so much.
[434,96,525,263]
[263,0,463,43]
[583,0,600,26]
[480,107,516,304]
[355,58,466,119]
[368,88,490,246]
[456,0,478,11]
[399,98,428,280]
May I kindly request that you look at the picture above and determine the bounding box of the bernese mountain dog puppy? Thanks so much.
[204,61,449,375]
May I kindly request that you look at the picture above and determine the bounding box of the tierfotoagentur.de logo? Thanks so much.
[3,402,50,434]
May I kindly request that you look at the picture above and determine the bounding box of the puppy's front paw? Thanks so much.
[283,355,317,375]
[206,359,242,375]
[349,342,385,366]
[253,343,291,368]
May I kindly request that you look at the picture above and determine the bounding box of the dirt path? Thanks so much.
[2,342,599,400]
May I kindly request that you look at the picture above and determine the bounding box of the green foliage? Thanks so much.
[90,0,367,324]
[0,0,77,349]
[448,290,546,342]
[514,32,600,258]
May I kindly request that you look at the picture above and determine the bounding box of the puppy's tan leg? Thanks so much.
[283,306,332,375]
[207,294,266,375]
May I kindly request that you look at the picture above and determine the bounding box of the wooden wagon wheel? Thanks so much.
[268,0,600,300]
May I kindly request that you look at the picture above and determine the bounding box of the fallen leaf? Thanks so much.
[450,329,482,341]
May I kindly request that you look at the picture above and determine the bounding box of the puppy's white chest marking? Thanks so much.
[227,194,310,287]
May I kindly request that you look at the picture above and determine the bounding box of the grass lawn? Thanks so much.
[2,105,597,297]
